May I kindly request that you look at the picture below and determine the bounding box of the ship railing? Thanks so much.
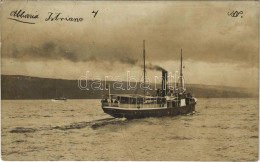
[103,102,119,107]
[102,95,167,109]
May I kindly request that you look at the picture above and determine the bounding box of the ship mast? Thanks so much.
[143,40,146,96]
[180,49,184,92]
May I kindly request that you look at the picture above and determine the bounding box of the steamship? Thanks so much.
[101,41,197,119]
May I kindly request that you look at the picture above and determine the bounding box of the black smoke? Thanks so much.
[146,63,166,71]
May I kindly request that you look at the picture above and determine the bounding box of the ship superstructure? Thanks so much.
[101,41,197,119]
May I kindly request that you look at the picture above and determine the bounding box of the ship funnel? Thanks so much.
[162,70,168,97]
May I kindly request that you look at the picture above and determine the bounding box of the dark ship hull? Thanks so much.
[102,103,196,119]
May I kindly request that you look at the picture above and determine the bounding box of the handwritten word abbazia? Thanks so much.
[10,10,39,19]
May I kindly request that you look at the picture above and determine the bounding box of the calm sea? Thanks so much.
[1,98,258,161]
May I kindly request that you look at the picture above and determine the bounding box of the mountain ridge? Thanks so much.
[1,74,257,99]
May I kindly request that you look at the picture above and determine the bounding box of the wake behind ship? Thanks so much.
[101,41,197,119]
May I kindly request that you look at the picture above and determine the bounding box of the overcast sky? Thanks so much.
[1,1,259,88]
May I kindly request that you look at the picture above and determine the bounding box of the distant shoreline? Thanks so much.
[1,74,257,100]
[1,97,259,101]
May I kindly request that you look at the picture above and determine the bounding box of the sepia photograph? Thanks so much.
[1,1,259,161]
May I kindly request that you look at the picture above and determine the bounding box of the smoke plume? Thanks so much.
[146,63,166,71]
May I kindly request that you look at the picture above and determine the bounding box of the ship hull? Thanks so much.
[102,103,196,119]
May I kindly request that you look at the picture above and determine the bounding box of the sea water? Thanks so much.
[1,98,258,160]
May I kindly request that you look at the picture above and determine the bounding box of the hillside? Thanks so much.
[1,75,257,99]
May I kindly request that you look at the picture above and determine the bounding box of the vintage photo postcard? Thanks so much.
[1,1,259,161]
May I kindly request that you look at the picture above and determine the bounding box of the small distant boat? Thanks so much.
[52,89,67,101]
[101,40,197,119]
[52,97,67,101]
